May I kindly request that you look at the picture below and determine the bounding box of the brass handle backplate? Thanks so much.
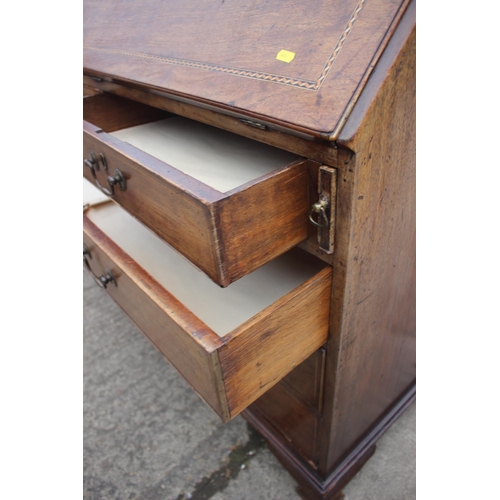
[83,244,117,289]
[84,151,126,196]
[308,165,337,254]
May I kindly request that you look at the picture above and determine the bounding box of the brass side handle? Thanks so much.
[308,165,336,254]
[308,196,330,228]
[83,244,117,289]
[84,151,127,196]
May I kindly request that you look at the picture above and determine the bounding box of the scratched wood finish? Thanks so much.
[83,0,409,138]
[245,2,415,496]
[317,3,416,476]
[83,0,415,497]
[84,215,331,422]
[83,95,314,286]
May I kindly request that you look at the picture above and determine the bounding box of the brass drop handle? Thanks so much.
[84,151,127,196]
[83,244,117,289]
[308,196,330,228]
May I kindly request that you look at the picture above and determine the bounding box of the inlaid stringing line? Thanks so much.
[314,0,366,90]
[83,48,318,89]
[84,0,367,91]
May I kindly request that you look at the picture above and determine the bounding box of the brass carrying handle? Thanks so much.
[308,196,330,228]
[83,244,117,289]
[84,151,127,196]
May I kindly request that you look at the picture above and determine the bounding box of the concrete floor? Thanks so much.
[84,271,416,500]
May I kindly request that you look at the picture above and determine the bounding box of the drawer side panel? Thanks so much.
[217,160,310,283]
[219,267,332,418]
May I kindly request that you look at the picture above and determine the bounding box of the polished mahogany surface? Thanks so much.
[84,0,408,138]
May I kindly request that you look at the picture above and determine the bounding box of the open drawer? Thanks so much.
[83,183,332,422]
[83,92,313,287]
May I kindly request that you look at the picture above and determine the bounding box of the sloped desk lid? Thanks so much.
[84,0,409,140]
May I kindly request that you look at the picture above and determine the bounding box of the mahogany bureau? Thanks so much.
[83,1,416,498]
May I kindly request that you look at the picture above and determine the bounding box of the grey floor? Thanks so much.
[84,271,416,500]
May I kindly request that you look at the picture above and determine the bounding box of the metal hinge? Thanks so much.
[239,119,268,130]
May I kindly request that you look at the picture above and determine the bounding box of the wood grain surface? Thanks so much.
[84,216,228,419]
[84,95,316,285]
[219,267,332,417]
[82,75,340,166]
[84,0,409,138]
[252,384,320,465]
[83,92,168,131]
[279,348,326,413]
[244,2,415,493]
[83,0,415,495]
[319,2,416,474]
[83,120,222,282]
[84,215,331,422]
[217,159,310,284]
[246,384,414,500]
[249,348,327,465]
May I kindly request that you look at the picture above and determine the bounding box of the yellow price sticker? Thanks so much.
[276,49,295,63]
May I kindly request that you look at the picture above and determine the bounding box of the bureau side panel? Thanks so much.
[320,20,416,472]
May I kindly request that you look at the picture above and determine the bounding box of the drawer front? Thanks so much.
[83,217,225,416]
[83,210,332,422]
[84,120,222,282]
[83,93,313,287]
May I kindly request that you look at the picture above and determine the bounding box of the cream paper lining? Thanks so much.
[110,116,299,192]
[83,179,323,337]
